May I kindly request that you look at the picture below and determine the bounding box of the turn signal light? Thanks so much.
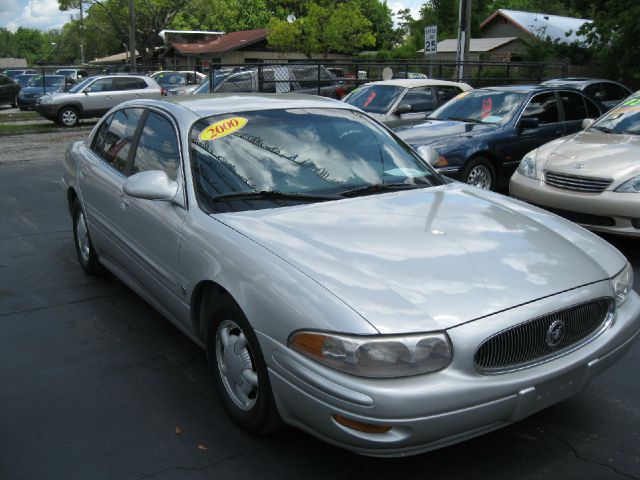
[333,415,391,434]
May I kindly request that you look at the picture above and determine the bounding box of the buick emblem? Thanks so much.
[546,320,566,347]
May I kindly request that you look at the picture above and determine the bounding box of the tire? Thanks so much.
[207,296,280,434]
[460,157,496,191]
[72,200,105,276]
[58,106,80,127]
[11,93,17,108]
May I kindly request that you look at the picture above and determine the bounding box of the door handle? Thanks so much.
[119,197,130,211]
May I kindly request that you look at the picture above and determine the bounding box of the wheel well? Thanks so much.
[191,280,234,342]
[67,187,78,216]
[468,152,499,180]
[60,104,83,115]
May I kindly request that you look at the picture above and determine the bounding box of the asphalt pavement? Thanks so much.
[0,132,638,480]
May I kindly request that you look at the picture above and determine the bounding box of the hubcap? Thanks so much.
[75,211,91,264]
[62,110,77,126]
[216,319,258,411]
[466,165,492,190]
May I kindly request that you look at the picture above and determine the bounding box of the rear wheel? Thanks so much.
[58,106,80,127]
[207,296,280,434]
[72,200,105,276]
[461,157,496,191]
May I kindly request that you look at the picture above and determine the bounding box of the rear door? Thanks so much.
[83,77,119,115]
[78,108,145,263]
[559,90,594,135]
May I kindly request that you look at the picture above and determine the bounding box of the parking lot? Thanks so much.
[0,131,638,479]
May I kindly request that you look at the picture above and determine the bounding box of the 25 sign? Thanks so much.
[424,25,437,55]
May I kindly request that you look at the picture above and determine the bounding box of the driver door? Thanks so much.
[388,87,436,128]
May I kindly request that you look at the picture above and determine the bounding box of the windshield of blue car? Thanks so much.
[27,75,65,87]
[68,77,94,93]
[16,74,35,85]
[428,90,527,125]
[590,96,640,135]
[190,108,442,212]
[343,85,405,114]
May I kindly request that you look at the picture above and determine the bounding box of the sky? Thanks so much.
[1,0,423,33]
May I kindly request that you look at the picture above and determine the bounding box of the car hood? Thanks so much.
[21,86,62,95]
[395,119,497,146]
[215,184,624,334]
[541,130,640,183]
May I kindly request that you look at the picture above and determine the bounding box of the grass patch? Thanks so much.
[0,111,41,123]
[0,122,94,136]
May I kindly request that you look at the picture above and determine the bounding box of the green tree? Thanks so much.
[267,1,375,57]
[170,0,273,32]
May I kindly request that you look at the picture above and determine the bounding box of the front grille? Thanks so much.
[474,298,613,374]
[544,170,612,192]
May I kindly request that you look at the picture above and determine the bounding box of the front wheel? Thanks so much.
[207,297,280,434]
[461,157,496,191]
[58,106,80,127]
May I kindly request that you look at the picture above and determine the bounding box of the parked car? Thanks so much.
[0,74,21,107]
[18,74,76,110]
[54,68,89,81]
[395,85,606,190]
[35,74,162,127]
[2,69,38,80]
[541,77,632,110]
[14,73,37,87]
[343,79,472,128]
[150,70,206,95]
[193,65,343,98]
[63,93,639,457]
[510,91,640,237]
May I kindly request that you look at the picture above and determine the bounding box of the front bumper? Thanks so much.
[34,104,61,119]
[260,281,640,456]
[510,171,640,237]
[17,96,40,109]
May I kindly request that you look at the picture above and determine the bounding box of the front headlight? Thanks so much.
[615,175,640,193]
[38,95,52,105]
[611,263,633,307]
[517,150,538,178]
[289,330,451,378]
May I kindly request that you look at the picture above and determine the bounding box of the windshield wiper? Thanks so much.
[590,125,616,134]
[448,117,484,124]
[210,190,344,202]
[340,183,428,197]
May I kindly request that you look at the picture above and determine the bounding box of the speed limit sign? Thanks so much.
[424,25,437,55]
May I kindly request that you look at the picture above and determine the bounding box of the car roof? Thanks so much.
[127,93,352,118]
[362,79,470,88]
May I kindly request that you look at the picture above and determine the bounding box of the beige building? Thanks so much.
[420,37,525,62]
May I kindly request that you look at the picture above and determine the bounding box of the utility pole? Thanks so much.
[79,0,85,64]
[455,0,471,82]
[129,0,136,70]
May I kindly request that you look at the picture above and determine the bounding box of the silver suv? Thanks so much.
[35,74,162,127]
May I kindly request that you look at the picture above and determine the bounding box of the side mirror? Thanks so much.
[519,117,540,130]
[84,87,92,94]
[582,118,595,129]
[395,103,412,115]
[123,170,179,201]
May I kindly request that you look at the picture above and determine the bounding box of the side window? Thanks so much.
[88,78,114,92]
[91,113,114,156]
[560,91,588,121]
[602,83,629,102]
[402,87,436,112]
[97,108,144,173]
[522,92,559,124]
[131,112,180,179]
[436,86,461,104]
[115,77,142,91]
[584,83,602,99]
[585,97,601,118]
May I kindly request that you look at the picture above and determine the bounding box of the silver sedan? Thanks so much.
[62,94,640,457]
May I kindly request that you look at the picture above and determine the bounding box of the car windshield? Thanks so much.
[343,85,405,114]
[56,69,75,76]
[154,72,186,87]
[68,77,95,93]
[190,108,442,212]
[15,74,35,85]
[591,95,640,135]
[429,89,527,125]
[27,75,65,87]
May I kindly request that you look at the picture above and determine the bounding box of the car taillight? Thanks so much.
[161,88,167,96]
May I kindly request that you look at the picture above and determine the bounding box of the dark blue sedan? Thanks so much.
[395,85,605,190]
[17,74,75,110]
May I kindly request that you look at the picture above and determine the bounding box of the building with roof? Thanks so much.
[480,9,591,44]
[419,37,524,61]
